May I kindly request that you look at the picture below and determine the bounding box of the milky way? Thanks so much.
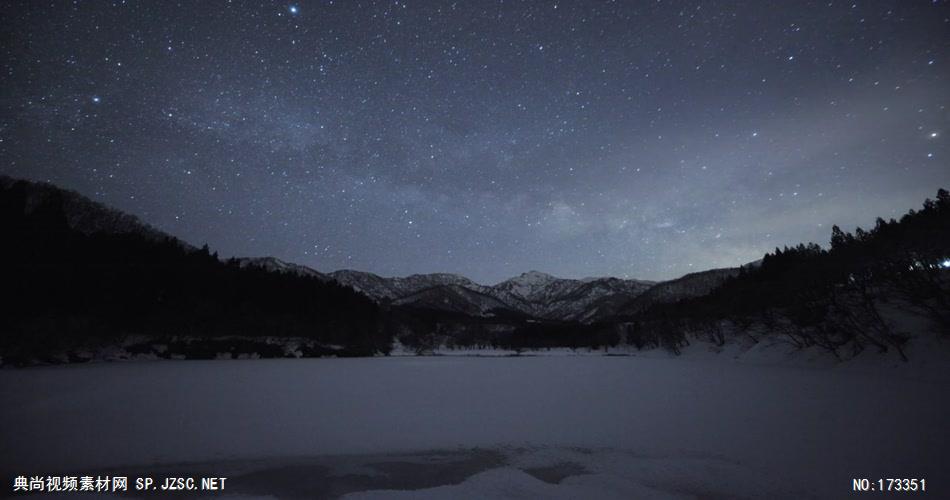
[2,1,948,283]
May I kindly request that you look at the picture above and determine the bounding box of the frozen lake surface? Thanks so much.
[1,355,947,499]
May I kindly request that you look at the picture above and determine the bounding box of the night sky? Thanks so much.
[2,1,948,283]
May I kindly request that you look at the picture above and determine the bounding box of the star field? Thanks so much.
[2,0,949,283]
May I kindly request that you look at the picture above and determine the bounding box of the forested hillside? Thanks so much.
[0,177,390,365]
[619,189,950,359]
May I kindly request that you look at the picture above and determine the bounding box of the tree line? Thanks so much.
[619,189,950,360]
[0,180,389,364]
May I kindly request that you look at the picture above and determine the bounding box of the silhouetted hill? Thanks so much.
[0,177,389,365]
[620,189,950,358]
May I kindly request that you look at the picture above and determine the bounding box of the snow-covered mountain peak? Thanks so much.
[327,270,398,300]
[499,270,558,287]
[330,269,482,301]
[493,270,562,300]
[516,270,558,282]
[400,272,477,287]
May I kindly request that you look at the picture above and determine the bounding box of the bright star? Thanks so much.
[930,132,939,138]
[288,5,299,14]
[92,96,101,103]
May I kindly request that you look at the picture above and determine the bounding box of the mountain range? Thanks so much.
[238,257,742,324]
[2,174,743,326]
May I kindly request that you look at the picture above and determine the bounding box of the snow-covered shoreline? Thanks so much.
[9,334,947,384]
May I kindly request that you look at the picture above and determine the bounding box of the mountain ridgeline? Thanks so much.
[325,269,657,321]
[1,175,947,364]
